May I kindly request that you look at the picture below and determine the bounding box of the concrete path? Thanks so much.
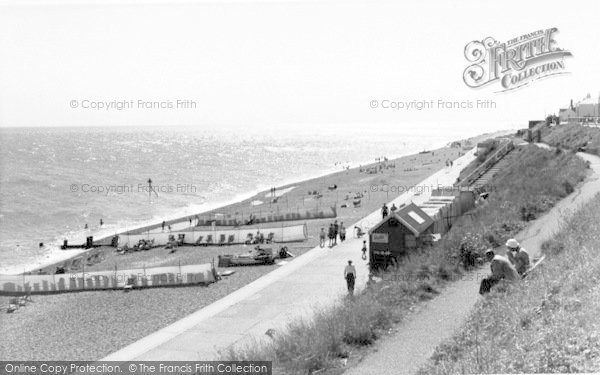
[344,151,600,375]
[102,150,478,361]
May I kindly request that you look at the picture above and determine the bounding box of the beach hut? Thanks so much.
[368,203,435,269]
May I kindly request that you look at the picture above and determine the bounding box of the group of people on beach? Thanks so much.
[84,218,104,230]
[380,203,398,219]
[319,220,346,248]
[479,238,531,294]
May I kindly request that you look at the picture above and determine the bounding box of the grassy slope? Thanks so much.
[419,193,600,374]
[226,145,588,374]
[542,123,600,156]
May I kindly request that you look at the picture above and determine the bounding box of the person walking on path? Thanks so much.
[390,203,397,213]
[505,238,530,276]
[319,227,326,248]
[361,240,368,260]
[344,260,357,296]
[381,203,389,219]
[333,220,339,245]
[162,221,166,231]
[328,223,335,247]
[339,222,346,242]
[479,249,519,294]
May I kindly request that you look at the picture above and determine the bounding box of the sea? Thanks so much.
[0,124,515,273]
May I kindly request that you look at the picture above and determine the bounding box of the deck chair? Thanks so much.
[177,234,185,246]
[245,233,254,244]
[205,235,213,246]
[70,257,83,271]
[227,234,235,245]
[86,252,97,266]
[266,232,275,244]
[123,276,135,292]
[19,292,32,307]
[7,298,20,313]
[195,236,204,246]
[218,234,226,246]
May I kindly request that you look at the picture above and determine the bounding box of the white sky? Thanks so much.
[0,0,599,132]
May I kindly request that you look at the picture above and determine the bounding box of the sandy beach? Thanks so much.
[0,132,500,360]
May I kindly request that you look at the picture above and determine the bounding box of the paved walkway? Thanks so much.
[102,150,477,360]
[345,151,600,375]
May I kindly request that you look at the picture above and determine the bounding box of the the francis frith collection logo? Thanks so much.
[463,28,572,92]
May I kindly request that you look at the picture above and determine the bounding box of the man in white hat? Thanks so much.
[505,238,530,276]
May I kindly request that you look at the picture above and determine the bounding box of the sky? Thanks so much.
[0,0,599,133]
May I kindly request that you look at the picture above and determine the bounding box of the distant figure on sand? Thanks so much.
[100,218,103,226]
[84,223,88,230]
[344,260,356,296]
[162,221,166,231]
[339,223,346,242]
[479,249,520,294]
[319,228,326,248]
[189,217,192,226]
[361,240,367,260]
[381,203,389,219]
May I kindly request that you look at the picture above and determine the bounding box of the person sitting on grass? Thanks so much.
[479,249,519,295]
[505,238,530,276]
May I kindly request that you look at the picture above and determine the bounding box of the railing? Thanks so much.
[458,139,514,187]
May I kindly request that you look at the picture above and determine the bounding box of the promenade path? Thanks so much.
[102,149,478,361]
[345,151,600,375]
